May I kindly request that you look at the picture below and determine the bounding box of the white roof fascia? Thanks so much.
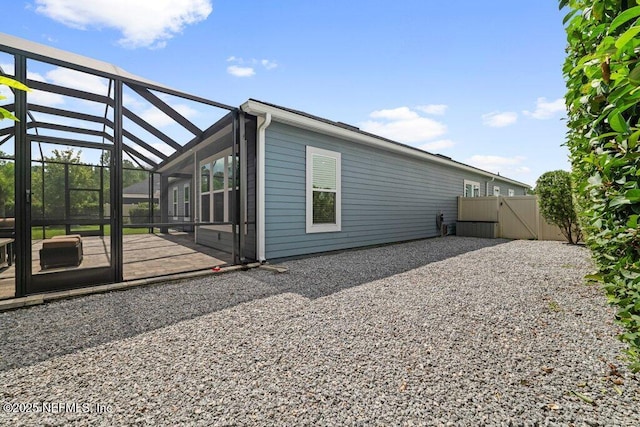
[241,99,530,189]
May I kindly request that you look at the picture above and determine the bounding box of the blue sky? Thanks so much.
[3,1,569,186]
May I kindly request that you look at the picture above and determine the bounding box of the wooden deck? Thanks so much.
[0,232,231,300]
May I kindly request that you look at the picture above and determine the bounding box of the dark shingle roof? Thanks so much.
[123,177,160,196]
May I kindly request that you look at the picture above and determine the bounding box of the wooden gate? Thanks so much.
[498,196,538,239]
[457,196,566,241]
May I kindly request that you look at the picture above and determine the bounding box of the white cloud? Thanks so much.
[481,111,518,127]
[417,139,455,152]
[28,113,99,129]
[416,104,448,115]
[126,140,179,165]
[227,65,255,78]
[46,67,110,94]
[1,64,109,107]
[226,56,277,76]
[465,155,530,175]
[123,93,145,110]
[139,104,198,128]
[0,63,14,75]
[360,106,447,144]
[0,64,89,107]
[261,59,278,70]
[128,143,161,165]
[370,107,419,121]
[34,0,213,49]
[26,71,66,106]
[28,67,109,111]
[150,142,176,156]
[523,97,565,120]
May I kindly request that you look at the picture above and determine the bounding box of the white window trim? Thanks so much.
[463,180,480,197]
[306,146,341,233]
[493,185,500,197]
[508,188,515,197]
[184,183,190,221]
[199,159,212,223]
[200,148,233,223]
[172,186,178,220]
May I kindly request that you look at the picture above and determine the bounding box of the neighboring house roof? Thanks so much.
[241,99,531,189]
[123,178,160,200]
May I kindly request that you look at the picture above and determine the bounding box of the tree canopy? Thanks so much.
[535,170,582,244]
[0,152,14,217]
[30,148,151,221]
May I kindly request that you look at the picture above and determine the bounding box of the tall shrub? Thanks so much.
[562,0,640,371]
[129,202,159,224]
[536,170,583,244]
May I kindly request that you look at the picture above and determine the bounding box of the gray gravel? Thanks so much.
[0,236,506,372]
[0,237,638,425]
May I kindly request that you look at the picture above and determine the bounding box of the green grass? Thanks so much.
[121,227,154,235]
[548,300,562,312]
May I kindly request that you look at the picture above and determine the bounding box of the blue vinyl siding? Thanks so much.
[264,122,528,259]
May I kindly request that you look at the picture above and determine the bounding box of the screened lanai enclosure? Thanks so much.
[0,33,256,299]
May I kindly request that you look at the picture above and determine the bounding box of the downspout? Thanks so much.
[256,113,271,262]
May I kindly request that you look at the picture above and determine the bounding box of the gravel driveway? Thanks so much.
[0,237,638,425]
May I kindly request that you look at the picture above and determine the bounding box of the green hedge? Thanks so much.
[129,202,160,224]
[562,0,640,371]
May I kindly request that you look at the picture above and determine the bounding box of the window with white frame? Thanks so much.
[463,180,480,197]
[184,184,190,220]
[200,148,237,223]
[306,146,341,233]
[508,188,515,197]
[200,161,211,222]
[172,187,178,220]
[493,186,500,196]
